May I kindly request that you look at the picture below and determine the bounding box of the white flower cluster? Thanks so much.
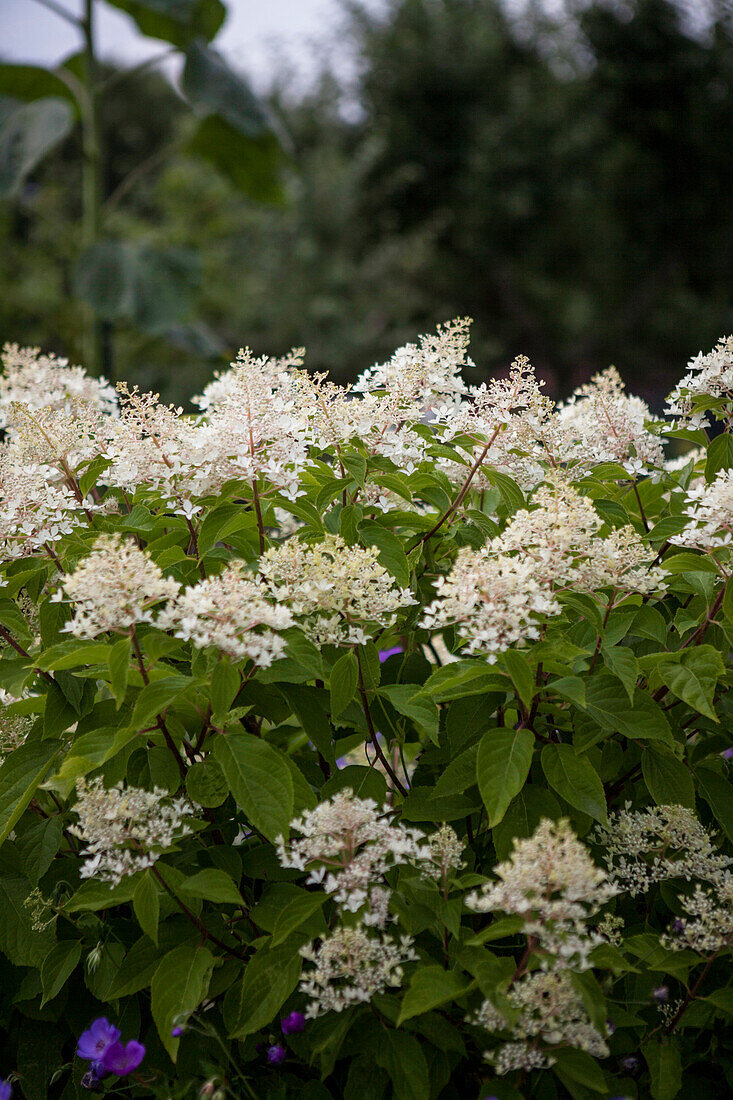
[671,468,733,552]
[277,788,429,920]
[158,563,293,665]
[667,335,733,428]
[70,776,197,885]
[56,533,179,638]
[473,971,610,1074]
[299,925,418,1017]
[467,819,617,970]
[353,317,472,408]
[259,534,416,646]
[0,343,117,429]
[422,477,663,660]
[594,804,732,896]
[0,451,88,559]
[0,695,33,761]
[279,791,461,1016]
[664,876,733,954]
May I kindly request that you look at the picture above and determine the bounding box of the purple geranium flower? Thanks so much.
[267,1044,286,1065]
[171,1026,185,1038]
[281,1011,306,1035]
[101,1040,146,1076]
[652,985,669,1003]
[723,747,733,760]
[77,1018,121,1062]
[0,1080,11,1100]
[379,646,403,663]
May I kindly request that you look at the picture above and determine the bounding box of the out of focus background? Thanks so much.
[0,0,731,404]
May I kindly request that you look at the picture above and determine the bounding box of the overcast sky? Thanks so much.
[0,0,386,91]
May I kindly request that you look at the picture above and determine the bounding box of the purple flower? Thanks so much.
[101,1040,145,1076]
[652,985,669,1003]
[620,1056,639,1072]
[670,918,685,934]
[723,747,733,760]
[77,1018,121,1062]
[281,1011,306,1035]
[379,646,403,663]
[606,1018,616,1035]
[267,1044,286,1065]
[0,1080,11,1100]
[171,1026,184,1038]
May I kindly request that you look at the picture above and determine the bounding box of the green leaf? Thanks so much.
[0,874,55,966]
[359,520,411,587]
[211,660,241,723]
[330,650,358,717]
[105,0,225,47]
[189,116,283,202]
[226,942,302,1038]
[130,674,198,730]
[180,868,243,906]
[0,739,62,846]
[657,648,723,721]
[133,870,160,944]
[696,767,733,843]
[662,551,720,575]
[432,743,479,799]
[0,97,73,198]
[75,241,200,333]
[553,1048,608,1094]
[500,650,534,710]
[271,892,326,946]
[213,732,294,842]
[705,431,733,481]
[185,757,228,807]
[377,684,440,744]
[642,747,695,808]
[541,744,607,822]
[602,646,638,702]
[40,939,82,1006]
[108,636,131,708]
[0,63,78,106]
[642,1040,682,1100]
[182,40,271,136]
[575,674,672,748]
[397,965,472,1025]
[65,877,137,912]
[151,945,215,1060]
[375,1027,430,1100]
[477,727,534,828]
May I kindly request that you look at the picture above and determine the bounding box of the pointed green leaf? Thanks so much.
[151,945,215,1060]
[477,727,534,827]
[213,732,293,842]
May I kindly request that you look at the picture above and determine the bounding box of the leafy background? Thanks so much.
[0,0,732,402]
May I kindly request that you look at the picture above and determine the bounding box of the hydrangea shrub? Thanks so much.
[0,328,733,1098]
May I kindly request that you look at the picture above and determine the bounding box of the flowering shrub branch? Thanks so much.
[0,328,732,1098]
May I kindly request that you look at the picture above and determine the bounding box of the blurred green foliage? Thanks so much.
[0,0,732,402]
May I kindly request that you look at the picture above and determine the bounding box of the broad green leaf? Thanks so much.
[375,1027,430,1100]
[130,674,198,730]
[696,767,733,843]
[575,674,672,749]
[553,1048,608,1094]
[189,116,283,202]
[705,431,733,481]
[108,636,131,708]
[182,40,271,136]
[0,63,77,106]
[642,748,695,808]
[40,939,81,1006]
[642,1040,682,1100]
[65,877,138,912]
[541,744,607,823]
[151,945,215,1059]
[0,874,55,966]
[211,660,241,723]
[271,892,326,946]
[133,870,160,944]
[75,241,200,333]
[0,739,62,846]
[213,732,293,842]
[477,727,534,827]
[226,942,302,1038]
[657,647,723,721]
[180,868,243,906]
[105,0,225,47]
[500,650,534,710]
[418,661,506,702]
[330,650,358,717]
[602,646,638,702]
[359,520,411,587]
[662,551,720,575]
[432,743,479,799]
[397,965,472,1025]
[185,757,228,807]
[378,684,439,743]
[0,97,73,198]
